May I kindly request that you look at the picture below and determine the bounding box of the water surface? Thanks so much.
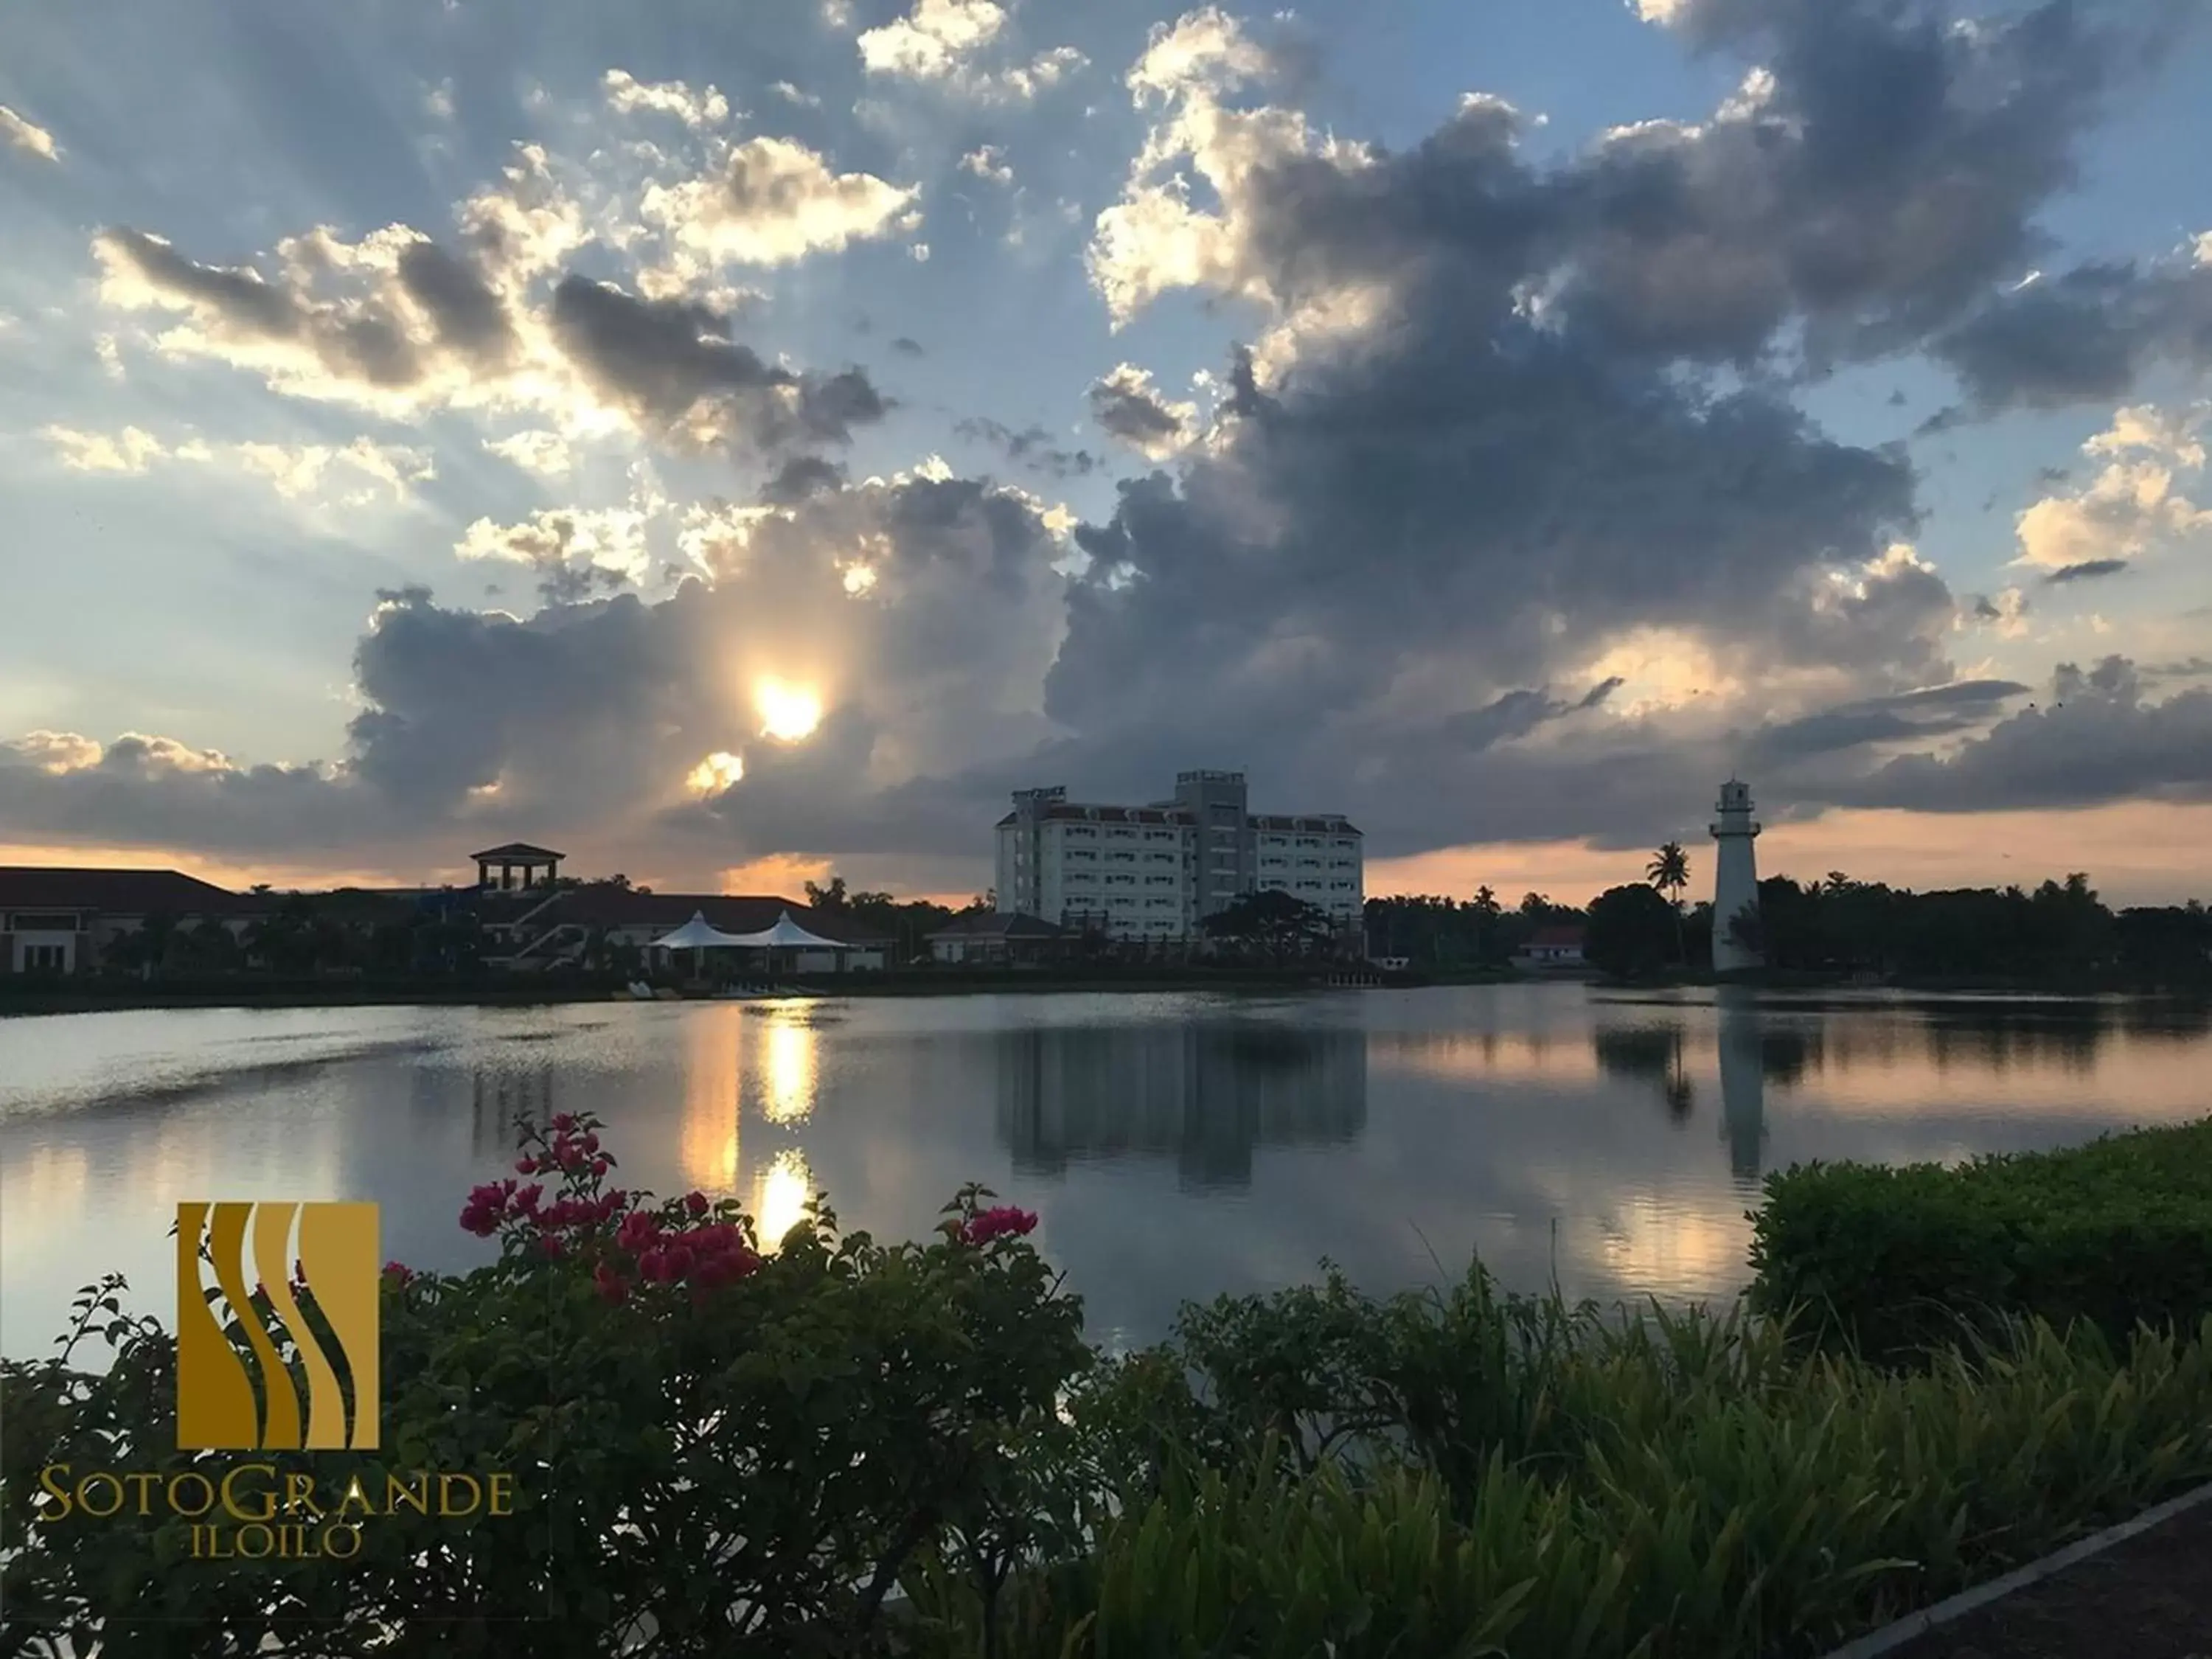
[3,987,2205,1358]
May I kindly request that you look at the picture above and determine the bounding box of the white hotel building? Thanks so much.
[994,770,1364,942]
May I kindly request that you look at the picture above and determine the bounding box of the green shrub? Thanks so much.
[900,1271,2212,1659]
[1747,1116,2212,1360]
[12,1118,2212,1658]
[1,1110,1085,1657]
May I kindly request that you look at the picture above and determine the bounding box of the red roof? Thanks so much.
[532,888,893,945]
[0,866,262,917]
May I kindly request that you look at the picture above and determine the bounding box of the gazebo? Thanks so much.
[473,842,565,891]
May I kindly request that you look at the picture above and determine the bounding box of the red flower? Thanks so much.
[590,1156,611,1178]
[582,1132,600,1154]
[617,1211,661,1253]
[382,1262,414,1284]
[593,1262,629,1304]
[538,1235,565,1259]
[514,1157,535,1175]
[962,1206,1040,1246]
[552,1113,577,1133]
[684,1191,709,1217]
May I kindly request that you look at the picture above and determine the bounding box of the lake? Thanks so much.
[2,985,2206,1360]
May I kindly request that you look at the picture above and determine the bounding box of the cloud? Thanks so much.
[2043,558,2130,585]
[0,102,60,162]
[603,69,731,130]
[1933,244,2212,414]
[858,0,1007,79]
[961,145,1015,184]
[1090,0,2168,368]
[637,135,921,273]
[1087,363,1194,458]
[2013,406,2211,574]
[1825,657,2212,813]
[547,274,886,456]
[483,430,574,477]
[858,0,1085,100]
[341,474,1069,850]
[954,417,1097,479]
[1753,678,2030,763]
[41,425,434,505]
[1968,587,2032,639]
[456,506,654,601]
[41,425,170,474]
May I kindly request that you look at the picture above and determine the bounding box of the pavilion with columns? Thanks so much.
[472,842,566,892]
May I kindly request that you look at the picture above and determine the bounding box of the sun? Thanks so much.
[755,678,823,742]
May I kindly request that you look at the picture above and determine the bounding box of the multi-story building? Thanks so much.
[994,771,1363,942]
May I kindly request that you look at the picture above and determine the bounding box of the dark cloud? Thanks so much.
[954,417,1098,479]
[889,335,925,356]
[1931,256,2212,414]
[97,226,425,387]
[1150,0,2170,374]
[1087,368,1190,452]
[333,474,1068,858]
[394,240,517,369]
[1043,307,1920,836]
[1753,678,2028,762]
[759,455,849,506]
[2044,557,2130,585]
[548,276,886,455]
[1818,657,2212,813]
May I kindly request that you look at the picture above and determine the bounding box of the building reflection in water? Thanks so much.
[470,1062,554,1154]
[995,1021,1368,1190]
[1715,990,1767,1185]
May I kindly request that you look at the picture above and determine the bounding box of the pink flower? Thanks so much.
[962,1206,1040,1246]
[590,1156,611,1178]
[382,1262,414,1284]
[552,1113,577,1133]
[514,1157,535,1175]
[684,1191,709,1217]
[617,1211,661,1253]
[538,1235,565,1259]
[582,1132,600,1154]
[594,1262,629,1304]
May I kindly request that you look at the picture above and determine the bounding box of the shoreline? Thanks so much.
[2,967,2202,1018]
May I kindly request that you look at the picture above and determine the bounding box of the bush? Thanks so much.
[1747,1116,2212,1360]
[901,1266,2212,1658]
[11,1119,2212,1658]
[1,1110,1085,1657]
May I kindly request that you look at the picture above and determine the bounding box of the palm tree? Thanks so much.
[1646,842,1691,965]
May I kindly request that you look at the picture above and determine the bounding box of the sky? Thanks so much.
[1,0,2209,908]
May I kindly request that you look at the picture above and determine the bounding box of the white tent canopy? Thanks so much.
[718,910,847,951]
[649,911,754,951]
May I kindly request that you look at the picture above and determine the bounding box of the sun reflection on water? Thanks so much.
[761,1018,818,1125]
[752,1148,815,1249]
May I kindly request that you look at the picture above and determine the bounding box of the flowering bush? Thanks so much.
[0,1110,1084,1656]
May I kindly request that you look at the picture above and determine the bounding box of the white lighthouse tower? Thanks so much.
[1709,776,1763,976]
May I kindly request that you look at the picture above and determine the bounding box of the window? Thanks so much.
[23,944,66,971]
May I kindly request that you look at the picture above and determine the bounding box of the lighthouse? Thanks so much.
[1709,776,1763,975]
